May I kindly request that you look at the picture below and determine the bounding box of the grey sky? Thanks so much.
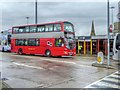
[0,0,119,36]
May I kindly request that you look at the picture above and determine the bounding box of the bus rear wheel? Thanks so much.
[18,48,23,55]
[45,50,51,57]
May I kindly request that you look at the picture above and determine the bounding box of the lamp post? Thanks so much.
[35,0,38,24]
[110,6,115,25]
[110,6,115,34]
[107,0,110,66]
[26,17,29,25]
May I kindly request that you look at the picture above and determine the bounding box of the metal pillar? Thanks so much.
[35,0,38,24]
[84,40,86,55]
[107,0,110,65]
[78,40,80,54]
[90,40,92,55]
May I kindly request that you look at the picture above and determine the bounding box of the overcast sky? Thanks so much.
[0,0,119,36]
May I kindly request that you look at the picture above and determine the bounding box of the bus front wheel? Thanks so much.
[45,50,51,57]
[18,48,23,55]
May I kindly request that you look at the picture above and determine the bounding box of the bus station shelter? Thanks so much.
[76,35,114,56]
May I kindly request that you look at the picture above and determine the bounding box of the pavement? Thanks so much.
[0,52,119,88]
[85,71,120,88]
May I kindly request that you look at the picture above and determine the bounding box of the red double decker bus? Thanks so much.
[11,21,76,57]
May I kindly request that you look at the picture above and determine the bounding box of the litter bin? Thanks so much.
[97,52,104,64]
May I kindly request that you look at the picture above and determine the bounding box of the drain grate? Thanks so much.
[0,78,8,81]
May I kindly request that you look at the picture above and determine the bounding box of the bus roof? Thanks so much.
[12,21,72,28]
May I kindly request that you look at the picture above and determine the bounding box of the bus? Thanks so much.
[113,33,120,60]
[0,30,11,52]
[11,21,76,57]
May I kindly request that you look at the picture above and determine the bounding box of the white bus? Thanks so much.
[0,30,11,52]
[113,33,120,60]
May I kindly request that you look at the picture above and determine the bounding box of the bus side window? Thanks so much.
[13,28,19,34]
[54,24,61,31]
[19,27,25,33]
[28,39,39,46]
[24,39,28,46]
[30,26,37,33]
[45,24,53,32]
[55,38,63,47]
[16,39,24,46]
[25,26,30,33]
[37,25,45,32]
[36,39,39,46]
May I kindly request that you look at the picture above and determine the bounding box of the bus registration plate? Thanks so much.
[69,52,73,56]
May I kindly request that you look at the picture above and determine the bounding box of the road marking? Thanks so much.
[85,71,119,88]
[10,54,33,58]
[11,54,93,68]
[41,58,76,64]
[41,58,93,68]
[13,62,44,70]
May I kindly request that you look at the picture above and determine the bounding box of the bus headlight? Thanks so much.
[64,48,67,50]
[64,51,68,54]
[62,44,64,47]
[74,52,76,54]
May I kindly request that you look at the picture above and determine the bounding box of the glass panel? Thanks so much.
[30,26,37,32]
[37,25,45,32]
[16,39,24,46]
[19,27,25,33]
[64,32,76,49]
[36,39,39,46]
[64,22,74,32]
[13,28,19,33]
[54,24,61,31]
[25,26,30,33]
[65,33,75,39]
[28,39,36,46]
[55,38,64,47]
[45,24,53,32]
[24,39,28,46]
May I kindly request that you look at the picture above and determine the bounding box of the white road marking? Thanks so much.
[41,58,93,68]
[94,81,118,88]
[11,54,93,68]
[13,62,44,70]
[85,71,119,88]
[41,58,76,64]
[11,54,33,58]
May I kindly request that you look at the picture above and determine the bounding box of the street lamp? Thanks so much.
[35,0,38,24]
[110,6,115,25]
[26,17,30,25]
[110,6,115,34]
[107,0,110,66]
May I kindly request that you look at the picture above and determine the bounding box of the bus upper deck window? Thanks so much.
[54,24,61,31]
[37,26,45,32]
[19,27,25,33]
[13,28,19,34]
[45,24,53,32]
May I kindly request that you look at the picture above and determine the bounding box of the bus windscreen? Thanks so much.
[64,22,74,32]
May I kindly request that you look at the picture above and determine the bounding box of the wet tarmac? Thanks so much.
[0,52,119,88]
